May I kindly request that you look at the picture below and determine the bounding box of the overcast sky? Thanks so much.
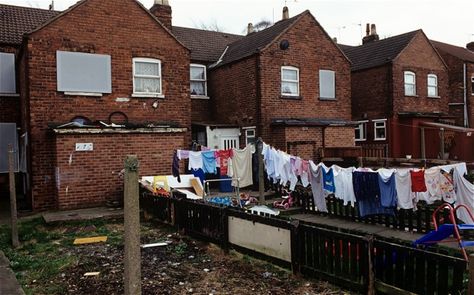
[3,0,474,47]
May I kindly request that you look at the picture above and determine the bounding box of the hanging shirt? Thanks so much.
[177,150,190,160]
[172,151,181,183]
[188,151,203,170]
[440,170,456,203]
[191,168,205,184]
[420,168,442,204]
[294,157,303,176]
[300,160,310,187]
[309,161,328,212]
[202,151,217,174]
[353,171,394,218]
[322,164,335,194]
[410,170,427,192]
[453,167,474,224]
[333,166,356,207]
[395,170,414,209]
[216,149,233,176]
[231,146,253,188]
[378,173,397,208]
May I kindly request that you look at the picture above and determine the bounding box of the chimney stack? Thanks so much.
[467,42,474,52]
[362,23,379,45]
[282,6,289,20]
[247,23,255,35]
[150,0,172,31]
[365,23,370,36]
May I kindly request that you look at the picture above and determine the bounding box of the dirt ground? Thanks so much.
[2,219,352,294]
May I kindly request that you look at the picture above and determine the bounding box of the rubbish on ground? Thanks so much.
[73,236,108,245]
[141,242,169,248]
[84,272,100,277]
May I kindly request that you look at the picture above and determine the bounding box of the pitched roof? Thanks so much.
[0,4,59,45]
[172,26,242,63]
[340,30,420,71]
[217,12,305,66]
[431,40,474,63]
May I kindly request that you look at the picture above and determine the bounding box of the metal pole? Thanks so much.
[257,138,265,203]
[123,155,141,295]
[440,128,445,159]
[420,127,426,160]
[8,145,19,248]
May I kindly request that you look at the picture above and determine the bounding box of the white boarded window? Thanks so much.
[0,53,16,94]
[374,119,387,141]
[281,66,299,96]
[427,74,438,97]
[319,70,335,99]
[355,122,367,141]
[404,71,416,96]
[190,64,207,97]
[133,58,162,96]
[56,51,111,94]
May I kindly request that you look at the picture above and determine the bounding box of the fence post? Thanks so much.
[8,145,19,248]
[367,235,375,295]
[469,254,474,295]
[123,155,141,295]
[221,207,229,254]
[290,220,300,275]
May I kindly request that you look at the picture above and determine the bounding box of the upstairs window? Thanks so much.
[57,51,111,95]
[319,70,336,100]
[471,76,474,95]
[0,52,16,94]
[427,74,438,97]
[133,58,162,97]
[355,121,367,141]
[374,119,387,141]
[404,71,416,96]
[190,64,207,97]
[281,66,299,96]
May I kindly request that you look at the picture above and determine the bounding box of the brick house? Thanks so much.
[340,26,451,159]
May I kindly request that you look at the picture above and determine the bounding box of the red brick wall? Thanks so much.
[259,13,352,141]
[468,63,474,127]
[191,98,211,123]
[393,33,449,115]
[0,45,21,124]
[23,0,191,210]
[324,127,355,147]
[285,126,323,160]
[54,131,185,209]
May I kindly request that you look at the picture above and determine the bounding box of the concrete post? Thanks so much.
[8,145,19,248]
[123,155,141,295]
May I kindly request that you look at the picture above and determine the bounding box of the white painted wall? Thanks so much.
[206,127,240,150]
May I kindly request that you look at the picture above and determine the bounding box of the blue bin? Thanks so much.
[219,175,233,193]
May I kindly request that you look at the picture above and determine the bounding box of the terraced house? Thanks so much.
[0,0,356,211]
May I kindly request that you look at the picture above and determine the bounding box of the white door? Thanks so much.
[220,136,239,150]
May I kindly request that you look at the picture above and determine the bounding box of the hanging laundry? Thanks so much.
[172,151,181,183]
[333,166,356,207]
[300,160,310,187]
[216,149,233,176]
[231,146,253,188]
[353,171,394,217]
[419,168,442,204]
[202,151,217,174]
[191,168,205,184]
[440,170,456,203]
[201,146,211,151]
[188,151,203,170]
[309,161,328,212]
[294,157,303,176]
[262,143,276,181]
[395,170,414,209]
[177,149,190,160]
[453,167,474,224]
[410,170,427,192]
[322,164,335,194]
[377,169,397,208]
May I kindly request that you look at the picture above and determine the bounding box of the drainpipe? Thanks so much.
[463,63,469,127]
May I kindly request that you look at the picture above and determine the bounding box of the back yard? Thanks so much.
[0,218,350,295]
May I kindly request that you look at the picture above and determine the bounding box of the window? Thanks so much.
[0,52,16,94]
[374,120,387,141]
[190,64,207,97]
[427,74,438,97]
[404,71,416,96]
[471,76,474,96]
[245,128,256,146]
[57,51,111,94]
[355,121,367,141]
[319,70,336,99]
[133,58,162,97]
[281,66,299,96]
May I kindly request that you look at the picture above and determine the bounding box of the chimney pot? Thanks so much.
[247,23,255,35]
[332,37,338,43]
[154,0,169,5]
[467,42,474,52]
[370,24,377,35]
[282,6,289,20]
[365,23,370,36]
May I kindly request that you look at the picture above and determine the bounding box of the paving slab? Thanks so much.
[43,207,123,224]
[0,251,25,295]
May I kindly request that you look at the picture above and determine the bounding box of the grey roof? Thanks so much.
[340,30,420,71]
[172,26,242,63]
[431,40,474,63]
[0,4,59,45]
[271,118,357,127]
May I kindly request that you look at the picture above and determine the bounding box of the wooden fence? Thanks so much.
[140,192,468,294]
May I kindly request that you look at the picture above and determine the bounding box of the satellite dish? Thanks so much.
[280,39,290,50]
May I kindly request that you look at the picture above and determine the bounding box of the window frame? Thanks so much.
[244,127,256,146]
[471,76,474,96]
[190,63,208,98]
[404,71,416,96]
[132,57,163,98]
[281,66,300,97]
[373,119,387,141]
[319,69,336,100]
[0,52,17,95]
[427,74,438,97]
[355,121,367,142]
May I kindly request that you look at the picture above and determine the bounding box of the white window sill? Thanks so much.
[131,93,165,98]
[0,93,20,97]
[191,95,210,100]
[64,92,103,97]
[355,139,367,142]
[374,138,387,141]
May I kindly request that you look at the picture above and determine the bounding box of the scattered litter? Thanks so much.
[203,268,210,272]
[262,272,272,278]
[188,288,194,293]
[84,272,100,277]
[188,255,194,259]
[179,282,185,286]
[73,236,108,245]
[141,242,169,248]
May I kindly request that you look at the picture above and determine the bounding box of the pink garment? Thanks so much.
[177,150,190,160]
[294,157,303,176]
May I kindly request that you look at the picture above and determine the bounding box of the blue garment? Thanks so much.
[352,171,394,218]
[378,174,398,208]
[201,151,217,174]
[323,167,335,193]
[192,168,205,184]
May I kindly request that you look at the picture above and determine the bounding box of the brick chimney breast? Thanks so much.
[150,0,172,31]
